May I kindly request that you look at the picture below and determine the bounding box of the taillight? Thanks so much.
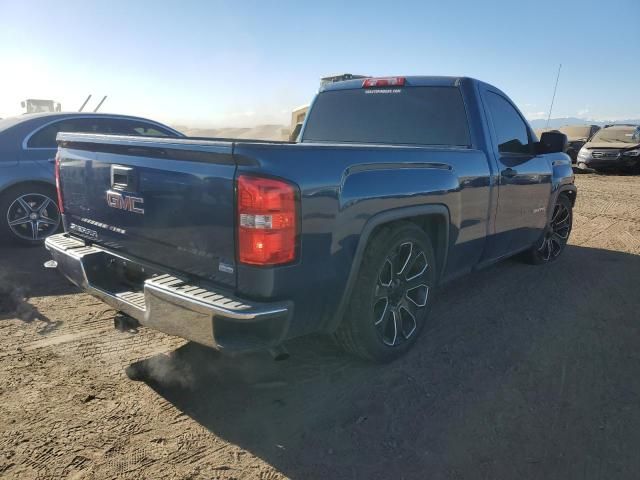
[54,153,64,214]
[362,77,406,88]
[237,175,298,266]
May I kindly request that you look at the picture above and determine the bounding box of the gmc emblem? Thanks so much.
[106,191,145,214]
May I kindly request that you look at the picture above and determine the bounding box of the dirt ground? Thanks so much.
[1,173,639,480]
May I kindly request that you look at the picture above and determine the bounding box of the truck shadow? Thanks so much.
[141,245,640,479]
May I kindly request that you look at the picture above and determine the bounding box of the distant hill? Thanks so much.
[172,119,640,141]
[172,124,290,141]
[529,118,640,129]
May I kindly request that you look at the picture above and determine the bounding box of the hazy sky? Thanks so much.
[1,0,639,127]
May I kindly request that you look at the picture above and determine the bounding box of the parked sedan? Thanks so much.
[577,124,640,173]
[0,113,182,245]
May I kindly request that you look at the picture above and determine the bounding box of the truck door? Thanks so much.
[480,87,552,259]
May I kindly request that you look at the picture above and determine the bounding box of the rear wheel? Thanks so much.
[0,184,61,245]
[335,222,436,362]
[524,195,572,264]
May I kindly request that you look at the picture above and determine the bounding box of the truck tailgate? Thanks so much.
[57,134,237,287]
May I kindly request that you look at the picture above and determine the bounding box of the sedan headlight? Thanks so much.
[623,149,640,157]
[578,148,590,158]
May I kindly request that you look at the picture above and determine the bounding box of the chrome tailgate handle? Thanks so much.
[110,165,137,191]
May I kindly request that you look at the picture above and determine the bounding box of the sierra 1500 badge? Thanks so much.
[106,191,144,214]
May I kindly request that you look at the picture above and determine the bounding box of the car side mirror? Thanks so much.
[538,131,568,154]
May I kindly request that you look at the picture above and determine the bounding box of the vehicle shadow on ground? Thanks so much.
[0,243,79,298]
[140,245,640,479]
[0,244,75,332]
[0,279,63,332]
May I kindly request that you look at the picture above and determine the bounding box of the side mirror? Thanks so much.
[538,131,568,154]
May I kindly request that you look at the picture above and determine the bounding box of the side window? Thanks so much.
[89,118,119,134]
[107,119,172,137]
[27,119,102,148]
[132,125,172,137]
[486,92,532,155]
[27,124,60,148]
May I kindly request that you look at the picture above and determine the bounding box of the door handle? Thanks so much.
[47,157,56,164]
[501,168,517,178]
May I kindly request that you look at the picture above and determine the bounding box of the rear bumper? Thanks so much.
[45,233,292,351]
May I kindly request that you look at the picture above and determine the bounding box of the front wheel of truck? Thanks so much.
[525,194,573,265]
[335,222,436,362]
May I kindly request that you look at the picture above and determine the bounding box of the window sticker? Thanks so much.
[364,89,402,95]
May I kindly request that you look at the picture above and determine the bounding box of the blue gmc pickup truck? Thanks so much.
[46,76,576,362]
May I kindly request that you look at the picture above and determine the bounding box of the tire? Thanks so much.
[524,195,572,265]
[334,222,437,362]
[0,183,61,246]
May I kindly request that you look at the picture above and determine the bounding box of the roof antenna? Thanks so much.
[545,64,562,128]
[78,95,92,112]
[93,96,108,112]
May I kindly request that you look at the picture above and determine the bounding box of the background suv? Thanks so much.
[577,124,640,173]
[0,113,182,245]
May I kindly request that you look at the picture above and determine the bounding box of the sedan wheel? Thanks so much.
[3,190,60,244]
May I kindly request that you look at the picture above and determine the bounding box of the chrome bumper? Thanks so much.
[45,233,292,350]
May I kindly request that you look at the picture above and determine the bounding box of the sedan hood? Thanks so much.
[583,141,640,150]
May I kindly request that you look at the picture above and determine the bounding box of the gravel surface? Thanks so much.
[1,173,639,479]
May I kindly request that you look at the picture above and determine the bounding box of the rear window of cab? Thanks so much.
[302,86,471,147]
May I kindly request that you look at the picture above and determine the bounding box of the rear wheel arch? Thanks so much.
[405,213,448,279]
[328,204,450,333]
